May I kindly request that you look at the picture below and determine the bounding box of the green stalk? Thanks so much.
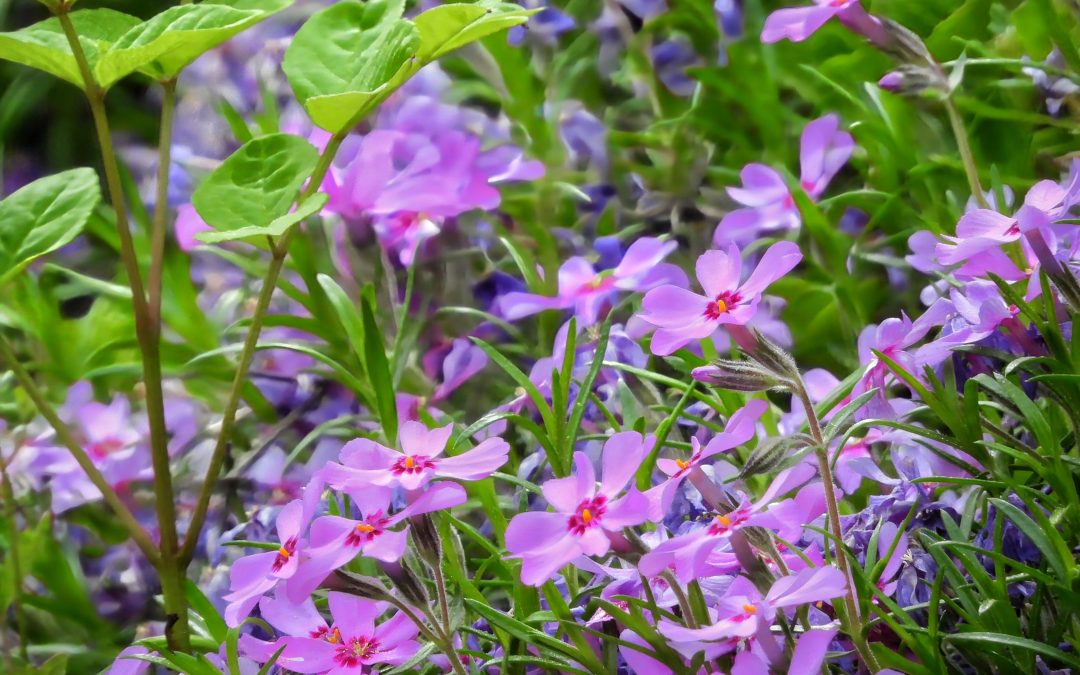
[55,9,187,650]
[943,95,989,210]
[1,457,28,664]
[795,383,881,673]
[0,334,160,565]
[180,132,347,564]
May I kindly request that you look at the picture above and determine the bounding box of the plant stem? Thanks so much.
[148,79,177,334]
[1,458,28,664]
[943,95,989,210]
[661,571,698,629]
[55,9,189,649]
[180,132,346,564]
[432,559,452,630]
[795,383,880,673]
[0,334,160,565]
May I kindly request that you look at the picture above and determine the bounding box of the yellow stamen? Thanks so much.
[715,299,728,314]
[742,603,757,614]
[355,523,375,533]
[277,546,290,558]
[405,456,415,469]
[675,458,691,471]
[327,627,341,644]
[582,509,593,523]
[717,514,732,526]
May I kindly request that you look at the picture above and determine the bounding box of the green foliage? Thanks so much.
[0,1,288,89]
[283,0,533,133]
[191,133,319,236]
[0,168,100,286]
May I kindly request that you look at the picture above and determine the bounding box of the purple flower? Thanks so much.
[223,480,323,626]
[286,482,465,602]
[714,115,854,247]
[320,422,509,492]
[761,0,886,46]
[645,400,767,519]
[730,627,838,675]
[505,432,652,585]
[499,237,685,326]
[637,241,803,355]
[651,38,702,97]
[276,592,420,673]
[657,566,846,658]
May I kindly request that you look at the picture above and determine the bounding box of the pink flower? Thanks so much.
[276,592,420,673]
[636,241,803,355]
[645,400,767,519]
[320,421,509,492]
[505,432,652,585]
[287,482,465,601]
[223,478,324,626]
[658,566,847,659]
[498,237,686,326]
[714,115,854,248]
[761,1,887,46]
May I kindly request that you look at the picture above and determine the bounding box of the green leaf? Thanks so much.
[944,632,1080,670]
[283,1,421,133]
[284,1,532,133]
[411,2,533,62]
[0,168,100,285]
[0,10,139,88]
[361,284,398,444]
[192,133,319,234]
[988,497,1070,583]
[185,579,228,645]
[195,192,328,244]
[96,0,291,85]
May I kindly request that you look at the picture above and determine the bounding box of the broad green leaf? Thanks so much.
[96,0,291,85]
[0,168,100,285]
[283,1,420,133]
[0,10,139,88]
[195,192,328,244]
[411,2,533,62]
[192,133,319,233]
[284,1,532,133]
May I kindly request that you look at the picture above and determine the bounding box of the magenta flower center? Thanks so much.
[567,495,608,535]
[271,537,297,572]
[1004,220,1021,236]
[703,291,742,321]
[345,514,390,547]
[707,507,750,536]
[334,636,380,667]
[88,437,127,459]
[391,454,436,476]
[578,274,615,295]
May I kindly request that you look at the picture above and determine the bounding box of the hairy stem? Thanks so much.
[795,384,880,673]
[56,9,188,650]
[180,132,346,564]
[0,334,160,565]
[148,79,177,333]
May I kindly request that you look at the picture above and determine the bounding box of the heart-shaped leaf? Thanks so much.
[195,192,328,244]
[192,133,319,234]
[0,168,101,285]
[0,10,139,88]
[96,0,291,86]
[283,1,420,134]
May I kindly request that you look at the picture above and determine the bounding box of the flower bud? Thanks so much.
[877,65,941,96]
[411,514,443,568]
[739,438,796,479]
[381,560,429,607]
[691,360,783,392]
[332,571,391,602]
[747,331,800,382]
[877,17,935,66]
